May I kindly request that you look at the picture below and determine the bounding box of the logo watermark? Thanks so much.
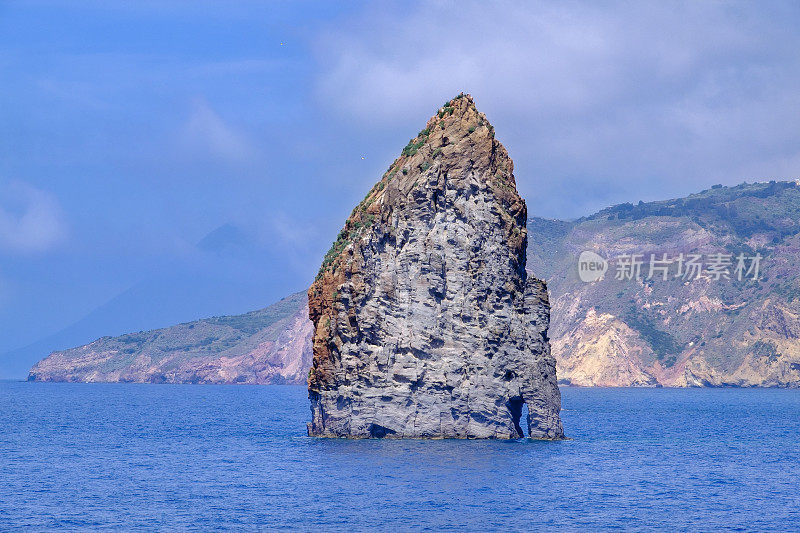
[577,251,763,283]
[577,250,608,282]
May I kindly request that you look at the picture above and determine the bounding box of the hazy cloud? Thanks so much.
[180,99,254,162]
[315,0,800,217]
[317,1,794,121]
[0,181,67,254]
[262,212,321,272]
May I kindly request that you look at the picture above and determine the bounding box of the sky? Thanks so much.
[1,0,800,369]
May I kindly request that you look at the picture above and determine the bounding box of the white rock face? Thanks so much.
[307,94,564,439]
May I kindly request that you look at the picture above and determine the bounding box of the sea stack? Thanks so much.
[307,94,564,439]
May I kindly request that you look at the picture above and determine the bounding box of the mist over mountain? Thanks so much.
[1,224,306,378]
[28,292,311,385]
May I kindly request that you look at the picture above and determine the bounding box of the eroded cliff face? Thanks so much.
[528,182,800,388]
[307,94,564,439]
[553,309,660,387]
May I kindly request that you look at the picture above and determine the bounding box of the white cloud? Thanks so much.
[314,0,800,217]
[181,98,254,162]
[315,1,782,122]
[0,181,67,254]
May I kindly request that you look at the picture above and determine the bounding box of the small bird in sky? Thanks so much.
[361,156,366,160]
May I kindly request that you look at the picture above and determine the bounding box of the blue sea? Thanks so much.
[1,383,799,531]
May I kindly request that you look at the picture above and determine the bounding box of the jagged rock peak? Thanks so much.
[314,93,524,282]
[307,93,564,439]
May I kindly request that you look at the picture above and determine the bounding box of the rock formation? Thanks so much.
[306,94,564,439]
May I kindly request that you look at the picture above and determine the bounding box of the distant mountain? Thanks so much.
[534,180,800,387]
[1,223,305,379]
[29,181,800,387]
[29,292,311,384]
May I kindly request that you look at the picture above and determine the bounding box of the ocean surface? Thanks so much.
[1,383,799,531]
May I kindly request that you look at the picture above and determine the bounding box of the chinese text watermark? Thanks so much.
[578,251,763,283]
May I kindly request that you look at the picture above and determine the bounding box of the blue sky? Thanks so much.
[1,1,800,369]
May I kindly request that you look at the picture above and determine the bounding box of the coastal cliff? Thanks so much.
[28,292,312,384]
[527,181,800,387]
[306,94,564,439]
